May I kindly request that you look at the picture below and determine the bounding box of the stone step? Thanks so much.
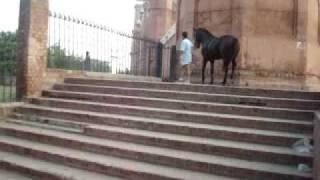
[42,90,314,121]
[12,113,85,130]
[15,105,313,147]
[86,121,310,147]
[0,134,249,180]
[8,117,83,133]
[15,102,315,134]
[0,131,312,180]
[53,83,320,110]
[26,98,314,134]
[0,169,33,180]
[64,78,320,100]
[16,105,312,147]
[12,113,86,130]
[0,151,122,180]
[0,120,312,167]
[16,104,313,134]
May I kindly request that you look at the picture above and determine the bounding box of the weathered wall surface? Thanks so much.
[190,0,307,76]
[304,0,320,91]
[196,0,235,36]
[176,0,196,43]
[143,0,177,41]
[240,0,306,76]
[306,0,320,77]
[175,0,320,88]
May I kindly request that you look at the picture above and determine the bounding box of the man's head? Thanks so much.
[182,32,188,39]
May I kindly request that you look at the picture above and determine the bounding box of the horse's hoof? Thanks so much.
[222,82,227,86]
[210,82,214,85]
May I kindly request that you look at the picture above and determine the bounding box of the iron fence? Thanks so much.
[0,31,16,103]
[48,12,162,76]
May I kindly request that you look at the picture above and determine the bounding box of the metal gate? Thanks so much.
[0,31,17,103]
[47,12,163,77]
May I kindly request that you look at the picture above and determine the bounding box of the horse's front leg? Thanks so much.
[210,61,214,84]
[202,60,208,84]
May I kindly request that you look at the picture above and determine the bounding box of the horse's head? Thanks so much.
[193,28,202,49]
[193,28,215,49]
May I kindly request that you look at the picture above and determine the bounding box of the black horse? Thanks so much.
[194,28,240,85]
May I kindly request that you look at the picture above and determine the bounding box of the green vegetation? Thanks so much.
[0,86,16,103]
[0,31,17,103]
[48,44,111,73]
[48,44,84,70]
[0,31,17,74]
[0,31,113,103]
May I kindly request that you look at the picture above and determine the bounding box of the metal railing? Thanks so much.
[48,12,162,76]
[0,31,16,103]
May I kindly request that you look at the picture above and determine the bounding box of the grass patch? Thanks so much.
[0,85,16,103]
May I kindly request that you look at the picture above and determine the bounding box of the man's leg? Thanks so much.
[187,64,192,83]
[179,64,186,81]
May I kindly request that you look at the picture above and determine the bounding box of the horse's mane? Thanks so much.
[197,28,216,39]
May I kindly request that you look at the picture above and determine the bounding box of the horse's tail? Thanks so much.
[230,38,240,79]
[231,38,240,68]
[233,38,240,61]
[222,38,240,71]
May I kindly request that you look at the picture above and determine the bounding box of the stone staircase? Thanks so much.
[0,78,319,180]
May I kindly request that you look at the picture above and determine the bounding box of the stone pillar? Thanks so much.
[176,0,195,43]
[303,0,320,90]
[142,0,177,76]
[16,0,49,100]
[143,0,176,41]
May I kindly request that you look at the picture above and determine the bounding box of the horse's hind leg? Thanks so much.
[222,61,230,85]
[231,41,240,80]
[210,61,214,84]
[231,59,237,79]
[202,60,208,84]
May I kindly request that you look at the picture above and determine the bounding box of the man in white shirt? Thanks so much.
[179,31,193,83]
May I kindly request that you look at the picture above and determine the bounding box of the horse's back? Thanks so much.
[220,35,239,44]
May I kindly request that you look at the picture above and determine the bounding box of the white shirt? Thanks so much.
[180,38,193,65]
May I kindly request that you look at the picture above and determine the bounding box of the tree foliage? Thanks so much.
[0,31,17,73]
[0,31,111,73]
[48,44,111,72]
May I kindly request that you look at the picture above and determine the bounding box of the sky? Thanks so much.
[0,0,20,31]
[0,0,140,73]
[0,0,138,32]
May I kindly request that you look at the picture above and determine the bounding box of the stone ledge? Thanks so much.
[314,111,320,180]
[177,68,320,91]
[45,69,161,91]
[0,103,24,119]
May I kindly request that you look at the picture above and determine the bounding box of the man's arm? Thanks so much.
[178,41,186,61]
